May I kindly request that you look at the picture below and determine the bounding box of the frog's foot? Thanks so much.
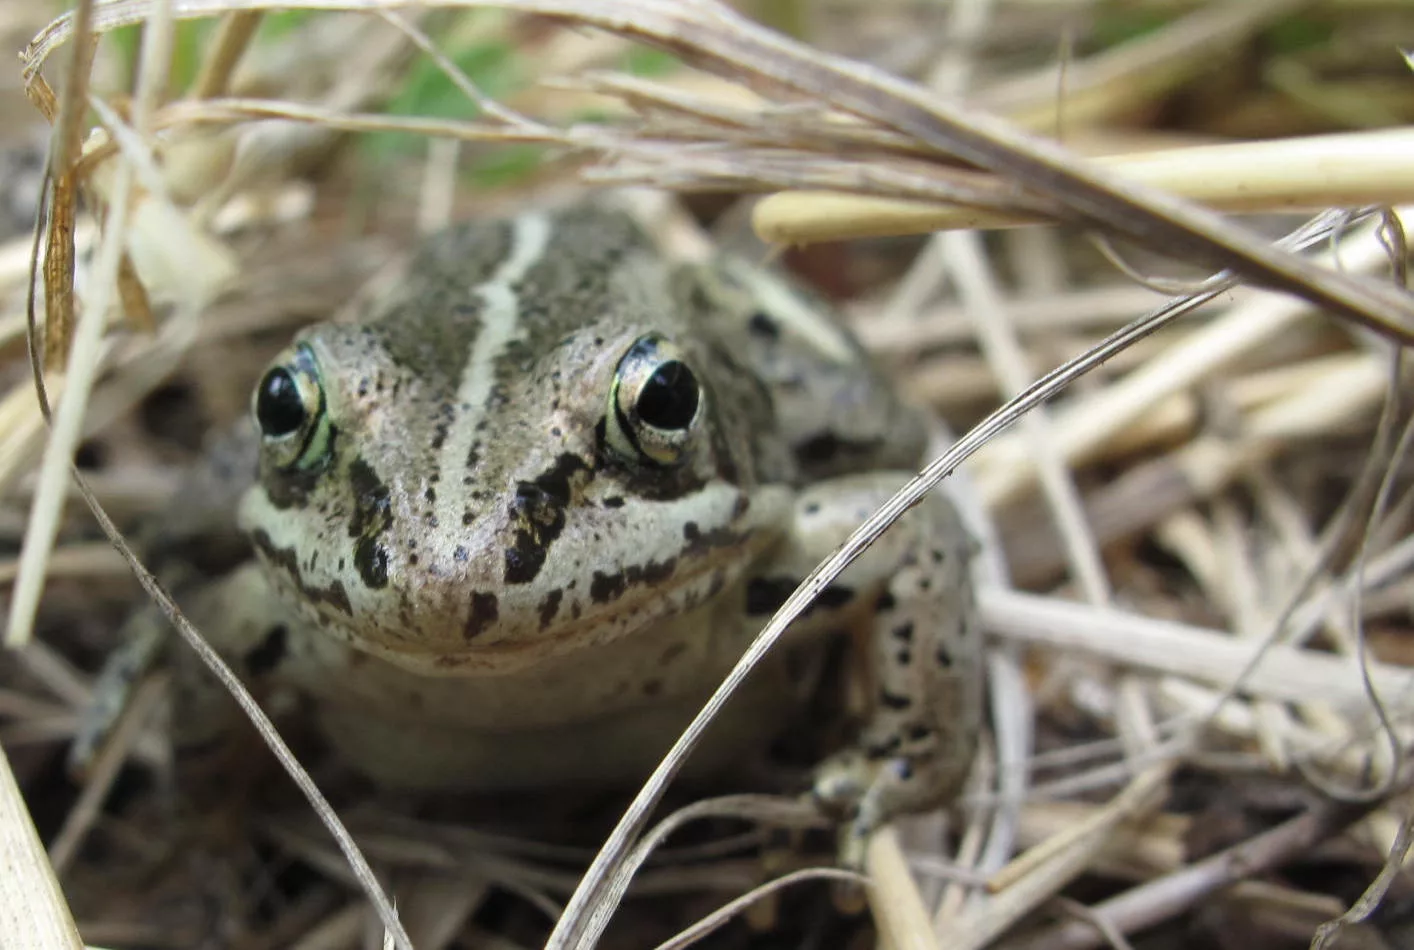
[801,484,982,866]
[69,608,170,778]
[811,728,971,866]
[810,748,874,866]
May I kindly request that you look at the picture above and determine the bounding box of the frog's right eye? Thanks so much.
[253,345,330,471]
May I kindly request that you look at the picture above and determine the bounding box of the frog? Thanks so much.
[90,203,982,850]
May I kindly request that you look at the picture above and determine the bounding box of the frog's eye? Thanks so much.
[253,344,331,470]
[607,334,703,466]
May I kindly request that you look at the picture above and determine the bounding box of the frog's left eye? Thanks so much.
[607,334,703,466]
[253,345,331,471]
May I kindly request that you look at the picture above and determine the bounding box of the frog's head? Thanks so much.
[238,208,790,675]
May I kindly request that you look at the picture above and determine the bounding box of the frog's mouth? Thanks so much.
[245,456,793,677]
[295,514,774,678]
[366,525,772,677]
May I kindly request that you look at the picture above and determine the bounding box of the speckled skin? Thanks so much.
[165,205,981,832]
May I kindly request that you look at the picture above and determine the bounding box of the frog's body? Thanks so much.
[146,206,979,838]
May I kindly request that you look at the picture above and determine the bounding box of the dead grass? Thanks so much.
[1,1,1413,949]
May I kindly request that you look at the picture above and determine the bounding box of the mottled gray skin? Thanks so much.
[162,205,980,836]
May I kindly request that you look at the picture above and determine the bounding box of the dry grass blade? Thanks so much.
[754,128,1414,241]
[974,208,1399,508]
[0,743,82,950]
[11,2,412,940]
[1311,809,1414,949]
[189,11,262,99]
[21,0,1414,344]
[865,826,938,950]
[4,137,131,652]
[652,867,865,950]
[978,0,1310,126]
[980,588,1414,712]
[37,0,95,370]
[1001,795,1380,950]
[565,1,1414,342]
[46,673,166,874]
[939,765,1174,950]
[57,467,415,950]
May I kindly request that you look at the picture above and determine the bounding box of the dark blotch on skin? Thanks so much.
[504,453,591,585]
[745,576,795,615]
[866,736,901,759]
[348,458,391,538]
[892,621,915,643]
[590,571,627,604]
[602,496,625,509]
[251,529,352,615]
[797,433,845,466]
[464,591,500,640]
[794,432,878,469]
[817,585,855,610]
[936,643,954,667]
[633,559,677,587]
[348,458,393,588]
[354,537,389,589]
[880,689,912,710]
[906,724,932,742]
[748,311,781,341]
[875,590,897,612]
[745,576,854,616]
[244,624,288,676]
[591,557,679,605]
[538,589,564,629]
[429,403,456,452]
[681,520,745,558]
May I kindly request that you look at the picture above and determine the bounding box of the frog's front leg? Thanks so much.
[73,562,297,807]
[764,473,982,861]
[164,564,303,791]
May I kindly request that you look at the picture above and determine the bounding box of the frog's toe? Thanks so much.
[809,748,869,815]
[812,747,967,866]
[809,750,903,866]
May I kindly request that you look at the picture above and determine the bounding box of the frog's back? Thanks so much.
[345,203,929,499]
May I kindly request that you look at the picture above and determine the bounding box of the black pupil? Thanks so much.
[255,368,307,437]
[637,360,699,430]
